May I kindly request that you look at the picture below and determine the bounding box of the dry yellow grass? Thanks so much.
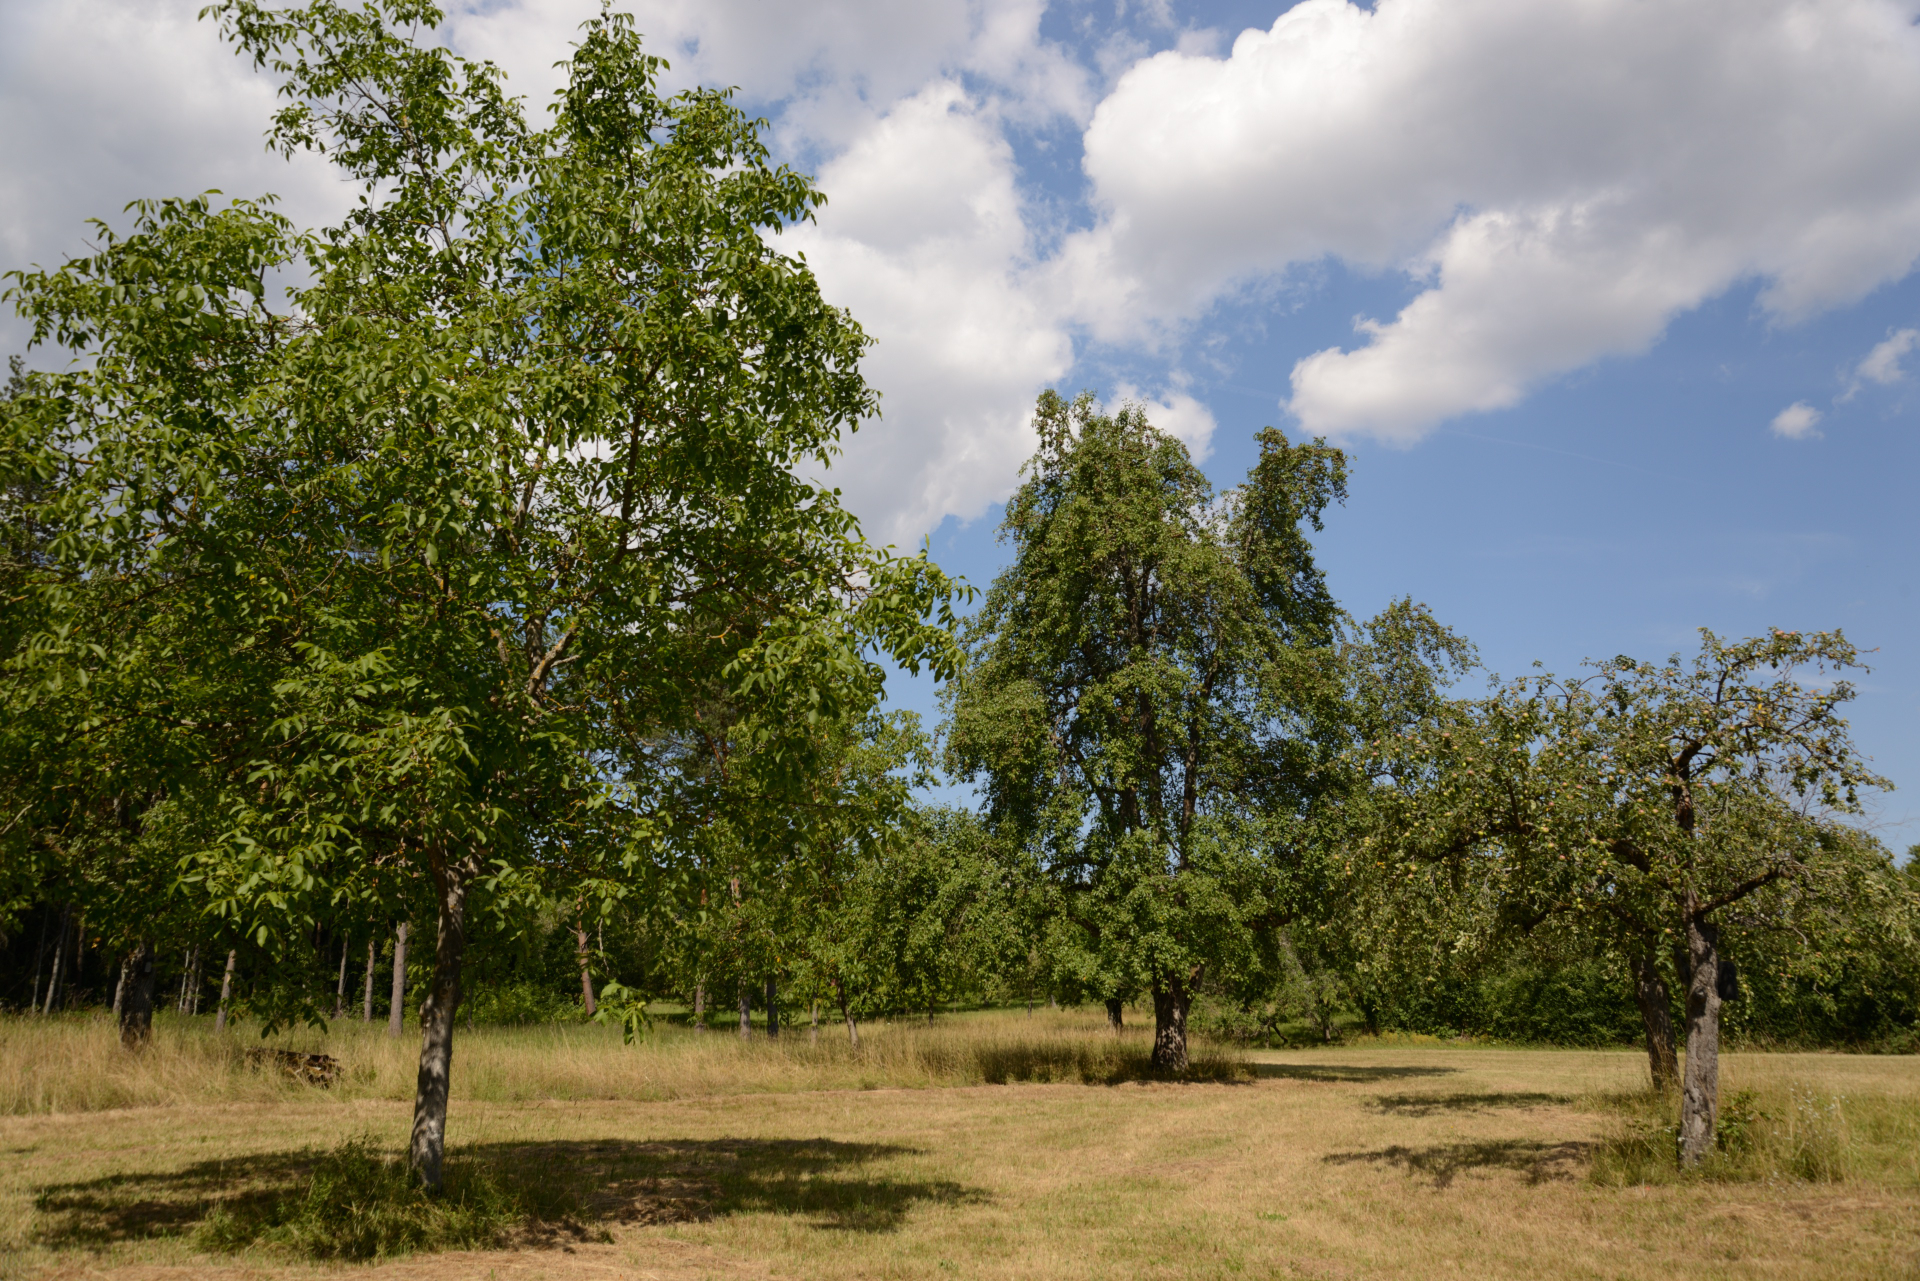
[2,1011,1917,1281]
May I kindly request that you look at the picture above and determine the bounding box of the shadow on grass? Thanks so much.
[33,1135,986,1256]
[1368,1091,1571,1117]
[973,1044,1249,1086]
[1251,1063,1460,1083]
[1325,1139,1594,1189]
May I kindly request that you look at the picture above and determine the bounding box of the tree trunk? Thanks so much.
[387,922,409,1037]
[693,981,706,1031]
[575,918,596,1016]
[738,983,752,1040]
[112,960,128,1018]
[835,980,859,1048]
[1678,916,1724,1167]
[188,946,204,1016]
[214,949,237,1032]
[179,944,199,1014]
[765,976,778,1038]
[810,1000,819,1044]
[28,904,50,1014]
[119,942,156,1048]
[333,937,349,1019]
[1106,997,1124,1031]
[1151,976,1191,1073]
[409,851,470,1193]
[363,937,377,1020]
[1630,950,1679,1092]
[41,903,71,1015]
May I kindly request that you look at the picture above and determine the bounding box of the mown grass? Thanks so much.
[2,1016,1917,1280]
[0,1006,1246,1116]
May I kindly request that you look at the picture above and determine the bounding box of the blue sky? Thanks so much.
[2,0,1915,847]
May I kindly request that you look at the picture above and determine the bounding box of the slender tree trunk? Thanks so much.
[178,944,200,1014]
[693,981,706,1031]
[388,922,409,1038]
[332,937,349,1019]
[1630,950,1679,1092]
[1151,975,1191,1073]
[765,976,778,1038]
[28,904,50,1014]
[363,937,377,1020]
[112,960,128,1018]
[119,942,156,1047]
[214,949,237,1032]
[410,850,472,1194]
[810,1000,819,1044]
[41,903,71,1015]
[1048,993,1057,1010]
[575,919,596,1017]
[188,946,204,1015]
[1105,997,1124,1031]
[834,979,859,1048]
[738,983,752,1040]
[1678,915,1724,1167]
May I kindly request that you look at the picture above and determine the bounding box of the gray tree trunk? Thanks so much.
[118,941,156,1047]
[362,937,377,1020]
[188,946,204,1015]
[1151,976,1190,1073]
[810,1000,819,1044]
[738,984,752,1040]
[765,976,778,1038]
[1630,950,1679,1092]
[178,944,198,1014]
[1678,916,1724,1167]
[409,855,470,1194]
[41,903,71,1015]
[334,937,349,1019]
[214,949,237,1032]
[575,921,596,1016]
[28,905,50,1014]
[112,960,127,1018]
[693,981,706,1031]
[834,981,858,1048]
[387,922,409,1037]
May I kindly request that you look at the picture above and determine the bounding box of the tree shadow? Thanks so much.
[33,1136,986,1252]
[1250,1063,1460,1083]
[1367,1091,1571,1117]
[1324,1140,1594,1189]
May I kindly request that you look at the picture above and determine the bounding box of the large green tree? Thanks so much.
[945,390,1347,1070]
[2,0,957,1189]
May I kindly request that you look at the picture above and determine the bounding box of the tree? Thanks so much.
[3,0,958,1190]
[945,390,1347,1070]
[1381,630,1887,1165]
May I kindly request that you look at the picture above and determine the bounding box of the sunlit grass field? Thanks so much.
[2,1008,1916,1280]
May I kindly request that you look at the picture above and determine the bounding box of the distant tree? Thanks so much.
[945,390,1348,1071]
[1380,630,1888,1165]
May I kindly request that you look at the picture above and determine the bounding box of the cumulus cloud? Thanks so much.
[1853,327,1920,388]
[783,83,1073,545]
[1067,0,1920,444]
[0,0,353,349]
[1771,402,1824,440]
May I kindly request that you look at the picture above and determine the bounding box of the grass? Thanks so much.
[0,1006,1244,1115]
[1,1010,1917,1280]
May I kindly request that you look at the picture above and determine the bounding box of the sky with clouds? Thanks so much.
[4,0,1917,848]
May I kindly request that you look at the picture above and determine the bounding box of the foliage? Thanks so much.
[944,389,1351,1069]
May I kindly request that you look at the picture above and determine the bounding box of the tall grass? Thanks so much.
[0,1007,1246,1115]
[1586,1078,1902,1185]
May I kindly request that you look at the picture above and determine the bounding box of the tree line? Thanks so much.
[2,0,1914,1187]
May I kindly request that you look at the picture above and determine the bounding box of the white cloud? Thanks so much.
[1771,402,1824,440]
[784,83,1073,545]
[1854,327,1920,387]
[0,0,354,348]
[1112,384,1218,461]
[1067,0,1920,444]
